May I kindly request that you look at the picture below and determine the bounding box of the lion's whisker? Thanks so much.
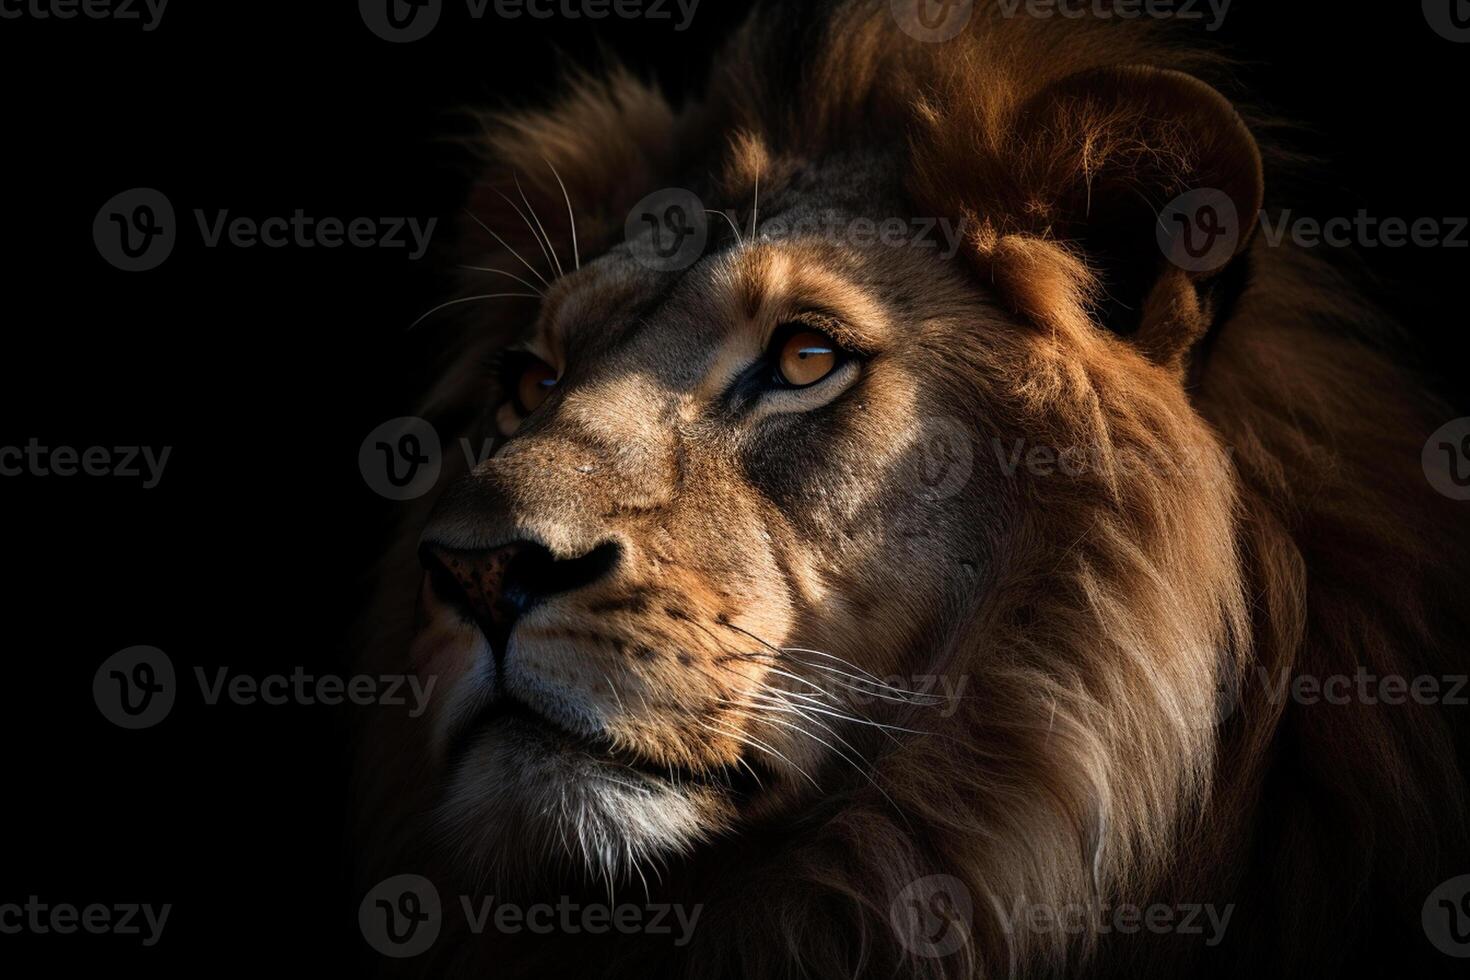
[458,264,547,297]
[774,645,890,685]
[494,187,559,282]
[750,169,760,240]
[706,209,744,247]
[781,658,946,704]
[544,157,580,271]
[409,292,540,329]
[753,665,839,700]
[696,719,821,791]
[724,701,905,814]
[728,752,766,793]
[723,695,873,772]
[515,173,564,278]
[462,206,552,288]
[711,620,933,738]
[745,688,931,737]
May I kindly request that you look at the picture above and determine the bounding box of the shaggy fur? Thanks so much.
[354,3,1470,977]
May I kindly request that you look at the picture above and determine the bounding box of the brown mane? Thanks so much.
[356,3,1470,976]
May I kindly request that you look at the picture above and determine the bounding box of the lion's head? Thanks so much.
[357,4,1470,977]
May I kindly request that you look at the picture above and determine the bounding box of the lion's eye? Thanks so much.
[774,329,841,388]
[514,359,558,414]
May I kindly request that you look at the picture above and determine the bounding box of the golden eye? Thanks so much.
[514,359,558,414]
[776,329,840,388]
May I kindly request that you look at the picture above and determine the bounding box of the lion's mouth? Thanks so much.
[447,697,765,797]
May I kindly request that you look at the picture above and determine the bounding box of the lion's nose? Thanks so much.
[419,539,621,648]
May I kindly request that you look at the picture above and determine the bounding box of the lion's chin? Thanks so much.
[433,715,743,887]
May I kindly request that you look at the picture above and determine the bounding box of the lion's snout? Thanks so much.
[419,538,623,658]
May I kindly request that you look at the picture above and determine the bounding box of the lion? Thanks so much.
[353,2,1470,976]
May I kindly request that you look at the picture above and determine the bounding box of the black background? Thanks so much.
[1,1,1466,973]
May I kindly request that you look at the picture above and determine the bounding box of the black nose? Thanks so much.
[420,539,621,649]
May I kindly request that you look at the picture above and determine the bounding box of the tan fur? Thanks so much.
[356,4,1470,977]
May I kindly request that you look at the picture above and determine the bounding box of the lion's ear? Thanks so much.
[919,65,1264,372]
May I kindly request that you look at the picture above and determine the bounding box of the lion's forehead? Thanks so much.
[532,156,915,382]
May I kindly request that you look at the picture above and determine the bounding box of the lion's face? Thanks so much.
[363,8,1470,975]
[412,163,1014,883]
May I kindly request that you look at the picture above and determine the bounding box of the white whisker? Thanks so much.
[697,720,821,791]
[515,173,564,279]
[458,265,546,297]
[494,188,558,283]
[409,293,539,330]
[784,659,945,704]
[778,645,890,684]
[544,158,581,271]
[743,689,931,737]
[462,207,551,288]
[750,169,760,240]
[725,701,904,814]
[706,209,744,247]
